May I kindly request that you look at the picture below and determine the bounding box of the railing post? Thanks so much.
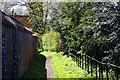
[78,54,80,67]
[80,54,81,68]
[106,63,109,80]
[99,63,101,80]
[85,55,86,70]
[87,57,90,73]
[78,53,81,67]
[82,54,84,69]
[76,55,79,66]
[73,54,76,61]
[78,54,79,67]
[96,61,98,80]
[73,53,75,61]
[101,63,103,80]
[116,67,118,80]
[90,59,93,76]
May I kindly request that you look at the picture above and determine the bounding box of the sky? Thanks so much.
[1,0,119,15]
[2,0,120,2]
[1,0,29,15]
[2,0,27,3]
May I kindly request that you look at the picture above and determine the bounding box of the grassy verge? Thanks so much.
[20,53,47,79]
[21,51,94,79]
[41,51,93,79]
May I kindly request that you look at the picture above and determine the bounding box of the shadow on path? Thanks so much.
[21,53,47,79]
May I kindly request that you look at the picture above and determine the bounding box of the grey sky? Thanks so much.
[2,0,119,2]
[1,0,29,15]
[1,0,119,15]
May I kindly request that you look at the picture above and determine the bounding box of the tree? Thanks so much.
[48,2,120,66]
[28,2,43,33]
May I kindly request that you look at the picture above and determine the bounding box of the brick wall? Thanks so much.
[2,11,38,79]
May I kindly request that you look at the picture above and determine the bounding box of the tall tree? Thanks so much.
[28,2,43,33]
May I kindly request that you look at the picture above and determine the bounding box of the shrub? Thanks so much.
[42,31,60,51]
[33,32,43,52]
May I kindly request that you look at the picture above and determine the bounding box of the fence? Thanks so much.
[1,10,38,79]
[69,49,120,80]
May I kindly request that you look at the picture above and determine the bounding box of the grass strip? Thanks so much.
[41,51,93,79]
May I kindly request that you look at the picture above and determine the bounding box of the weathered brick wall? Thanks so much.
[2,11,38,79]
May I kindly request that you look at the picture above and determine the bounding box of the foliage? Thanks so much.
[49,2,96,53]
[26,2,120,78]
[40,51,92,79]
[33,32,43,51]
[42,31,60,51]
[28,2,43,33]
[49,2,120,65]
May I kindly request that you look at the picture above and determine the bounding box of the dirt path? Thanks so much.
[45,56,53,79]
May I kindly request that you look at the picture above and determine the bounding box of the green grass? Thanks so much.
[20,53,47,79]
[41,51,93,79]
[21,51,94,79]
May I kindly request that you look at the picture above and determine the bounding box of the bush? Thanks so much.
[33,32,43,52]
[42,31,60,51]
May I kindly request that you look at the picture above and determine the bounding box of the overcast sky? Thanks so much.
[1,0,119,15]
[1,0,29,15]
[2,0,27,3]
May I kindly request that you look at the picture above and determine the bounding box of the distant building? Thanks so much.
[12,15,32,29]
[9,3,32,29]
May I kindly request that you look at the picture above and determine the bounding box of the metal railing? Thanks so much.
[69,49,120,80]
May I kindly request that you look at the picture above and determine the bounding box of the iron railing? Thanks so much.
[69,49,120,80]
